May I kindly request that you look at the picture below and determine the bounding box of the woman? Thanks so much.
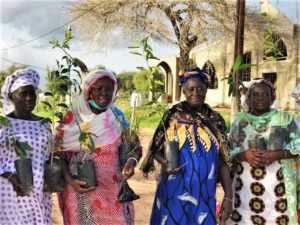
[57,69,142,225]
[141,67,232,225]
[0,68,52,224]
[228,78,300,225]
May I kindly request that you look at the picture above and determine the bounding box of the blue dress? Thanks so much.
[150,120,219,225]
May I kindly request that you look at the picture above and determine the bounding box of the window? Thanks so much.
[241,52,251,81]
[202,61,218,89]
[263,34,287,61]
[262,72,277,85]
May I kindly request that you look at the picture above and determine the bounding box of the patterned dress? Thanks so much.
[141,101,230,225]
[57,107,142,225]
[0,118,52,225]
[228,109,300,225]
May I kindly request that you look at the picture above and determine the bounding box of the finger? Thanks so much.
[75,179,87,185]
[78,186,96,194]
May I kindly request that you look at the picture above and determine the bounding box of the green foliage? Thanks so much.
[129,36,164,103]
[13,137,32,160]
[49,26,95,157]
[132,70,149,93]
[0,65,27,87]
[117,71,135,94]
[261,12,285,61]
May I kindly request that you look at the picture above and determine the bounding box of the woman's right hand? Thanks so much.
[154,151,181,174]
[241,148,268,167]
[69,179,96,194]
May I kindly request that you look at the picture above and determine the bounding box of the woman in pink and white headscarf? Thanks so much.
[0,68,52,224]
[57,69,142,225]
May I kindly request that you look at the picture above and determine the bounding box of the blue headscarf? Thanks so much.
[179,67,209,86]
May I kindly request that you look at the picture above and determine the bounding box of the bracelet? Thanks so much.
[127,157,138,166]
[7,173,14,181]
[224,197,233,202]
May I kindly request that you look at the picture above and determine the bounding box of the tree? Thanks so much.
[68,0,238,73]
[117,71,135,94]
[0,65,27,87]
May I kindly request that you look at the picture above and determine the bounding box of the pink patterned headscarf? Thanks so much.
[1,68,40,115]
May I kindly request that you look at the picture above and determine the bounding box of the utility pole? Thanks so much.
[231,0,246,121]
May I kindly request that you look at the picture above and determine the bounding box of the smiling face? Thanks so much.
[249,83,273,115]
[90,77,114,108]
[183,77,207,109]
[10,85,37,115]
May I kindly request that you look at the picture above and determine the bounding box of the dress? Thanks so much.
[228,109,300,225]
[57,106,141,225]
[142,101,230,225]
[0,118,52,225]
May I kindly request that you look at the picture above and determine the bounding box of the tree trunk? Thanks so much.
[231,0,245,122]
[177,49,191,100]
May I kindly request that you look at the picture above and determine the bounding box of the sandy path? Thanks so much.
[52,128,224,225]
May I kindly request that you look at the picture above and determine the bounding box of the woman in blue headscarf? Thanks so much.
[141,67,232,225]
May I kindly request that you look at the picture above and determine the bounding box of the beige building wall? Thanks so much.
[154,1,300,110]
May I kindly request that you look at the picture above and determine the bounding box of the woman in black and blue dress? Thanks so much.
[141,67,232,225]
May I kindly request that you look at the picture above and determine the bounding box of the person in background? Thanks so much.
[141,67,232,225]
[228,78,300,225]
[0,68,52,224]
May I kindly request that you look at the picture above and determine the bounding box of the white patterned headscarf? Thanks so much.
[1,68,40,115]
[58,69,129,152]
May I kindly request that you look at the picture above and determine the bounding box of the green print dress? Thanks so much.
[228,109,300,225]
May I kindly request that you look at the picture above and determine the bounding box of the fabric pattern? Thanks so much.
[228,109,300,225]
[0,118,52,225]
[0,68,40,115]
[141,101,230,225]
[57,69,141,225]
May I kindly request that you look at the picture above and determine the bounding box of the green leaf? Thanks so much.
[0,116,10,127]
[57,103,68,109]
[40,118,52,125]
[261,12,268,17]
[130,51,142,56]
[44,92,54,97]
[55,112,64,122]
[128,46,140,49]
[149,56,160,60]
[41,101,53,110]
[79,132,87,143]
[18,141,33,151]
[72,58,88,73]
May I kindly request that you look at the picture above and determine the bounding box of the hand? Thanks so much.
[154,151,181,174]
[70,179,96,194]
[9,175,25,196]
[122,158,136,180]
[219,198,233,225]
[241,148,268,167]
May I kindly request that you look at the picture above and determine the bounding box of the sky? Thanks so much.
[0,0,299,88]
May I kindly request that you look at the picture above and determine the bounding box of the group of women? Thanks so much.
[0,67,299,225]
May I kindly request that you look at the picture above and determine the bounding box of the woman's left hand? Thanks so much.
[219,198,232,225]
[122,158,136,180]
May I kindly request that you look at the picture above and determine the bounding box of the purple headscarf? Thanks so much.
[1,68,40,115]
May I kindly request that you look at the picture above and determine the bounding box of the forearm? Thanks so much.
[60,159,74,184]
[218,154,233,198]
[268,150,298,161]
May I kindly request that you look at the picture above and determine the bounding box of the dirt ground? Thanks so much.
[52,128,224,225]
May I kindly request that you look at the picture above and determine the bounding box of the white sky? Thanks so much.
[0,0,298,88]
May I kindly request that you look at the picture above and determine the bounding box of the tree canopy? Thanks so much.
[0,65,27,87]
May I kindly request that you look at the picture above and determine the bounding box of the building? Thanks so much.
[155,0,300,110]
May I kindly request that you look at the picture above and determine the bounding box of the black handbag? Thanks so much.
[117,179,140,203]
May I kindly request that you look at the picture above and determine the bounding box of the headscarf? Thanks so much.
[179,67,209,86]
[246,77,276,102]
[58,69,128,152]
[1,68,40,115]
[291,85,300,109]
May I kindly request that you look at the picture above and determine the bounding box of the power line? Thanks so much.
[0,58,47,71]
[1,3,99,52]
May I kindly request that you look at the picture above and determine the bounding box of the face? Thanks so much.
[249,83,273,115]
[183,78,207,108]
[10,85,37,114]
[90,77,114,107]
